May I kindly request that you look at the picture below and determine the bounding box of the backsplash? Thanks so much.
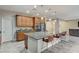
[16,27,33,32]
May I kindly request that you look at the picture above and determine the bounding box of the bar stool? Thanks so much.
[61,32,66,36]
[42,35,54,50]
[53,34,61,44]
[53,34,61,39]
[61,31,67,40]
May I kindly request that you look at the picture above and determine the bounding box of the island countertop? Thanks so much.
[25,32,53,40]
[24,32,61,53]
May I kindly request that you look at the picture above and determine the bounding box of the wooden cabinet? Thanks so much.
[25,17,33,26]
[16,15,46,31]
[16,32,25,41]
[21,16,26,26]
[35,17,41,26]
[16,15,33,27]
[16,16,22,26]
[33,17,46,31]
[35,17,45,25]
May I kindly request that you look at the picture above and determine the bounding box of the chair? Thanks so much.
[61,32,67,36]
[43,36,53,42]
[61,31,67,40]
[42,35,54,50]
[53,34,61,39]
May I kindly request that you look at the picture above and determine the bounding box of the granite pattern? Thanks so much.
[26,32,53,40]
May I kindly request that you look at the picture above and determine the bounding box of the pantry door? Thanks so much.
[2,16,13,43]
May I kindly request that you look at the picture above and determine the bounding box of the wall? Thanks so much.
[60,20,78,32]
[46,20,56,34]
[46,20,79,34]
[46,21,53,32]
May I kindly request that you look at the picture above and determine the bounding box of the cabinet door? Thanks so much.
[26,17,33,26]
[35,17,41,26]
[17,32,25,41]
[29,17,33,26]
[16,16,22,26]
[16,16,33,27]
[21,16,27,26]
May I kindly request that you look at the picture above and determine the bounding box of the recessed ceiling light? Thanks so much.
[34,5,37,8]
[45,10,48,13]
[26,10,30,13]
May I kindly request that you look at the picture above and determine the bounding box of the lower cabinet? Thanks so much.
[16,32,25,41]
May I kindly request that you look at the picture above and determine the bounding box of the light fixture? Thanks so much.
[34,5,37,8]
[26,10,30,14]
[41,17,44,20]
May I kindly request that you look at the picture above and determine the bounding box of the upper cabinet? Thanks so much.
[16,15,46,31]
[34,17,45,25]
[16,15,22,26]
[35,17,41,26]
[16,15,33,27]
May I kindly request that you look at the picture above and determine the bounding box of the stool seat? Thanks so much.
[43,38,49,42]
[53,34,60,38]
[43,36,53,43]
[61,32,67,36]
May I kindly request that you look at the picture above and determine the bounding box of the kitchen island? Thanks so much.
[25,32,61,53]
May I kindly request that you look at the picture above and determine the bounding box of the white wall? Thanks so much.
[46,20,79,34]
[60,20,78,32]
[46,21,53,32]
[46,20,61,34]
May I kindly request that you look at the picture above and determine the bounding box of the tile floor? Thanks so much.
[0,41,28,53]
[0,36,79,53]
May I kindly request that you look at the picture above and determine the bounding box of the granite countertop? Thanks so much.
[25,32,53,40]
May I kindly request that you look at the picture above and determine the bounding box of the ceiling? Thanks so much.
[0,5,79,20]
